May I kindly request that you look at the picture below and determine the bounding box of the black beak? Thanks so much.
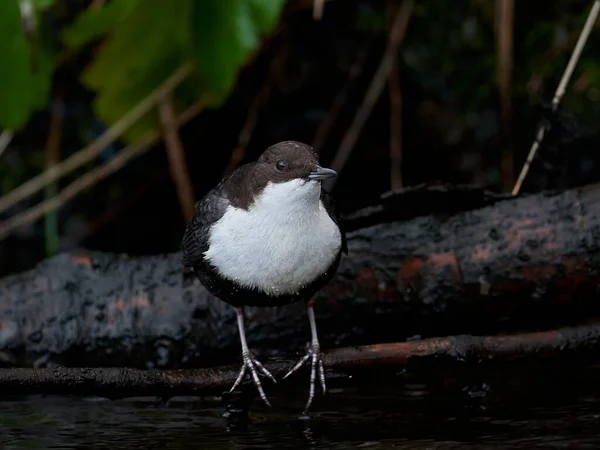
[308,165,337,181]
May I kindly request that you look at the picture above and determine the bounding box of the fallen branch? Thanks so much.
[1,183,600,369]
[1,323,598,399]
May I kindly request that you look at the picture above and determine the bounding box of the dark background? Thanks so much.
[2,0,600,277]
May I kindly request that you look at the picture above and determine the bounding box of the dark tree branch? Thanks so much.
[1,323,598,399]
[1,183,600,369]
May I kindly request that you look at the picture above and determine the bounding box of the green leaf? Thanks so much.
[31,0,55,10]
[0,1,55,129]
[191,0,285,101]
[79,0,284,144]
[61,0,142,49]
[247,0,286,34]
[80,0,194,143]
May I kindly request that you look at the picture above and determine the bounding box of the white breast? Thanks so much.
[203,179,341,296]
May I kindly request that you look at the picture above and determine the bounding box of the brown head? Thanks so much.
[257,141,336,182]
[226,141,337,209]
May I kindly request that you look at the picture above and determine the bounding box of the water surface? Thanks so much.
[1,360,599,449]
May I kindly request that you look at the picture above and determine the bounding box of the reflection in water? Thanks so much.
[1,360,600,449]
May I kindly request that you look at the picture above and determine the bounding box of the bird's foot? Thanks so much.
[283,341,326,412]
[230,350,276,406]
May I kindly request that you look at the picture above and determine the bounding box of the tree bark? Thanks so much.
[0,323,597,399]
[1,183,600,370]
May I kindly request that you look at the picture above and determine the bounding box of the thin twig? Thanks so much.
[0,101,204,242]
[18,0,35,30]
[0,324,599,398]
[496,0,515,191]
[158,95,196,222]
[223,48,288,177]
[44,93,65,256]
[19,0,39,72]
[0,130,14,160]
[44,97,64,171]
[78,170,170,243]
[313,0,325,19]
[388,68,403,189]
[88,0,106,9]
[222,86,270,176]
[325,0,414,190]
[0,65,192,216]
[387,0,403,190]
[285,0,333,14]
[312,44,370,152]
[512,0,600,196]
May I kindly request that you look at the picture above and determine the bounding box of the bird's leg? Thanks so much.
[283,299,326,411]
[229,306,276,406]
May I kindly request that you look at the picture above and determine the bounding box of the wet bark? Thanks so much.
[1,323,598,399]
[1,183,600,370]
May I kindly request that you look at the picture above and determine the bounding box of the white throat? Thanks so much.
[204,179,341,296]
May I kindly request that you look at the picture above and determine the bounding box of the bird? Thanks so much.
[181,140,347,411]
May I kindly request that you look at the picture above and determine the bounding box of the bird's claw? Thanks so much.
[230,350,276,406]
[283,342,326,411]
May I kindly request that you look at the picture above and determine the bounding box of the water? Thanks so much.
[1,360,600,449]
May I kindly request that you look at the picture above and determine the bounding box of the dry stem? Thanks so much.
[512,0,600,195]
[496,0,515,191]
[312,45,370,152]
[325,0,414,190]
[313,0,325,19]
[0,102,204,241]
[387,0,404,190]
[222,48,288,177]
[158,94,196,222]
[0,130,14,160]
[0,65,192,216]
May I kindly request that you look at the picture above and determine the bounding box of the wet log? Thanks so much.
[1,323,599,400]
[1,183,600,369]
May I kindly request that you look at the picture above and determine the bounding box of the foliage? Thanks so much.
[0,0,57,129]
[60,0,143,48]
[65,0,195,143]
[0,0,286,142]
[400,0,600,139]
[60,0,285,143]
[192,0,284,99]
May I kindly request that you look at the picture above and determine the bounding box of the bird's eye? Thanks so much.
[276,160,287,171]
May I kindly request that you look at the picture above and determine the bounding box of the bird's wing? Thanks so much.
[181,182,230,269]
[321,189,348,255]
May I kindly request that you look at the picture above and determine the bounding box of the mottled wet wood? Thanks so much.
[1,183,600,369]
[1,323,598,399]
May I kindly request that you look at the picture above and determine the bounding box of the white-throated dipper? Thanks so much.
[181,140,347,410]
